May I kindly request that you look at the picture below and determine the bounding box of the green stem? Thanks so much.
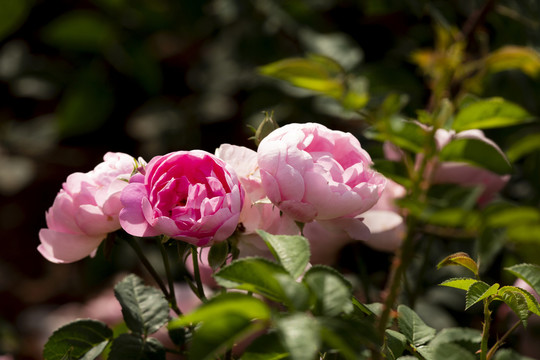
[480,299,492,360]
[158,238,182,316]
[486,318,522,360]
[123,235,170,298]
[191,245,207,301]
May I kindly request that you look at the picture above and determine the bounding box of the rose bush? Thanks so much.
[38,152,135,263]
[119,150,244,246]
[257,122,386,223]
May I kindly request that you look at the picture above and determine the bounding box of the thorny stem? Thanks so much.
[123,234,170,299]
[158,237,182,316]
[191,245,208,301]
[480,299,492,360]
[486,318,522,360]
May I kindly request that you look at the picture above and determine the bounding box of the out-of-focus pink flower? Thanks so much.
[38,152,135,263]
[385,128,509,205]
[432,129,510,205]
[257,123,386,223]
[119,150,244,247]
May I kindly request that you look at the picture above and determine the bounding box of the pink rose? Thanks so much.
[38,152,135,263]
[119,150,244,246]
[215,144,299,257]
[257,123,386,223]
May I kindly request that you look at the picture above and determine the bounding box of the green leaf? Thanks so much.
[485,206,540,228]
[213,257,291,302]
[258,56,344,98]
[420,207,480,229]
[505,263,540,296]
[168,292,270,329]
[57,64,115,138]
[507,133,540,162]
[241,332,288,360]
[108,334,165,360]
[302,265,353,316]
[465,282,498,310]
[41,10,116,52]
[486,46,540,78]
[0,0,29,41]
[497,287,530,327]
[207,240,229,271]
[452,97,533,131]
[493,348,536,360]
[366,117,429,154]
[372,159,412,189]
[437,252,479,276]
[352,296,375,317]
[257,230,310,279]
[439,278,479,291]
[429,327,482,346]
[276,313,320,360]
[113,274,169,336]
[189,312,265,360]
[274,273,310,311]
[397,305,436,347]
[169,293,271,360]
[319,317,380,360]
[506,224,540,243]
[439,137,512,175]
[499,286,540,316]
[43,319,112,360]
[430,343,476,360]
[385,329,407,360]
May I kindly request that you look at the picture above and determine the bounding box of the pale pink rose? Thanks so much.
[38,152,135,263]
[216,144,299,257]
[257,123,386,223]
[119,150,244,246]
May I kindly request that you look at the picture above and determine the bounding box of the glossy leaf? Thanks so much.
[429,327,482,347]
[366,117,429,154]
[0,0,28,41]
[213,257,291,302]
[241,332,288,360]
[437,252,479,276]
[302,265,353,316]
[397,305,436,347]
[499,286,540,316]
[319,317,380,360]
[277,313,320,360]
[385,330,407,360]
[257,230,310,279]
[108,334,165,360]
[113,274,169,336]
[505,264,540,299]
[258,56,344,98]
[43,319,112,360]
[168,292,270,329]
[465,282,498,310]
[485,206,540,228]
[439,137,512,175]
[497,288,530,327]
[486,46,540,77]
[439,278,478,291]
[452,97,532,131]
[431,343,475,360]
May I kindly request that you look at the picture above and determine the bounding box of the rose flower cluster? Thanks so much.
[38,122,508,265]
